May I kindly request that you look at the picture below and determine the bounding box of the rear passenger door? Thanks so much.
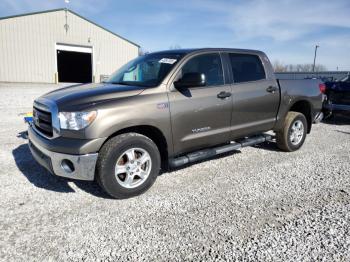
[169,53,233,155]
[228,53,280,138]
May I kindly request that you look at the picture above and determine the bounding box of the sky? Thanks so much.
[1,0,350,70]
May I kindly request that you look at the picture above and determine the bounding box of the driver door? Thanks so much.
[168,53,233,155]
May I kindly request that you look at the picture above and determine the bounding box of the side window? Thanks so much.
[181,53,224,86]
[229,54,266,83]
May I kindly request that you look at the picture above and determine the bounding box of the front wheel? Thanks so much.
[276,111,307,152]
[96,133,161,199]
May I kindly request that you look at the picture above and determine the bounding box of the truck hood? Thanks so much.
[40,83,145,109]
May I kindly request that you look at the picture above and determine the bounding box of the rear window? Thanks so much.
[229,54,266,83]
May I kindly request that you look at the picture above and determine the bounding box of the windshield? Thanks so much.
[106,53,185,87]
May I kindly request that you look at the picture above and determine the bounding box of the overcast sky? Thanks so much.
[1,0,349,70]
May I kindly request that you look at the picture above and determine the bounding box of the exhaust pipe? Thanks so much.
[314,112,324,123]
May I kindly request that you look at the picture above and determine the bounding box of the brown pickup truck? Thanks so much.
[28,48,324,198]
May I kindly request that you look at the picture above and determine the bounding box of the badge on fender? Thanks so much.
[157,102,169,109]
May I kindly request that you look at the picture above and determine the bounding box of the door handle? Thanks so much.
[266,86,278,93]
[217,91,232,99]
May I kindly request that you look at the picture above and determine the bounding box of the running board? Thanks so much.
[169,134,272,168]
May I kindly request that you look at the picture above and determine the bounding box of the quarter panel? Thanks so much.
[274,79,323,130]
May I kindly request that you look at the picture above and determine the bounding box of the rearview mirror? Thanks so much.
[174,73,206,88]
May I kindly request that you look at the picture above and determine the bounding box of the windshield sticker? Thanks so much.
[159,58,177,64]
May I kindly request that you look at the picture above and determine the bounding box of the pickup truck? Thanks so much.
[28,48,323,198]
[323,73,350,115]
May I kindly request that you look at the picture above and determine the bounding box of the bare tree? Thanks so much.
[313,64,327,72]
[273,60,287,72]
[273,61,327,72]
[169,44,182,50]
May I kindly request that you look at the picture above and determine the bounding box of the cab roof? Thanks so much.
[149,48,264,56]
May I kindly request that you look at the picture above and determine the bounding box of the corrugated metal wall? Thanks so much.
[0,10,139,83]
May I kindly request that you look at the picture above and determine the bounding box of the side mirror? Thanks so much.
[174,72,206,88]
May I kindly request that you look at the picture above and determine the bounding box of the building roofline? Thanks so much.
[0,8,140,48]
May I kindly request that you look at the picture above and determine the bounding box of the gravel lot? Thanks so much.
[0,83,350,261]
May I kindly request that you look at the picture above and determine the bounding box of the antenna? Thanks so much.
[64,0,70,33]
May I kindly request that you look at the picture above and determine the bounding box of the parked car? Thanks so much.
[28,48,323,198]
[323,73,350,116]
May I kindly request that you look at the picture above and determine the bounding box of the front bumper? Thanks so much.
[28,126,99,181]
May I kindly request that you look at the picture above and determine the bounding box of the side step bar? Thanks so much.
[169,134,272,168]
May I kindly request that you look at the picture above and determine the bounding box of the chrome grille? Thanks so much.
[33,106,53,137]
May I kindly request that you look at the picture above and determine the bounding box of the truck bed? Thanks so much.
[274,78,323,130]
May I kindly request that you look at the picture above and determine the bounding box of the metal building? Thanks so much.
[0,9,139,83]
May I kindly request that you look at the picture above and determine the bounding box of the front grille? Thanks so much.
[33,106,53,137]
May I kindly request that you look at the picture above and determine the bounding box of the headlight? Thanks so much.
[58,111,97,130]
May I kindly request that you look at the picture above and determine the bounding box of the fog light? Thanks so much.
[61,159,75,173]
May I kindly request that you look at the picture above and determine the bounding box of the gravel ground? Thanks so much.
[0,83,350,261]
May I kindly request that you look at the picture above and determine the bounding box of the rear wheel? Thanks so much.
[276,111,307,152]
[96,133,161,199]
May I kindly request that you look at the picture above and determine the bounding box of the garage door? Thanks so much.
[56,44,92,83]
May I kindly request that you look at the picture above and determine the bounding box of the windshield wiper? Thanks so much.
[108,82,130,86]
[106,81,151,88]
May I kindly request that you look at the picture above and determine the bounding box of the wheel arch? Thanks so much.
[100,125,169,170]
[288,100,313,133]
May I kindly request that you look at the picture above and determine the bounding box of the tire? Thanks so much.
[276,111,307,152]
[96,133,161,199]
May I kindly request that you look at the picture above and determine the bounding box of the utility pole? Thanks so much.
[63,0,70,34]
[312,45,319,72]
